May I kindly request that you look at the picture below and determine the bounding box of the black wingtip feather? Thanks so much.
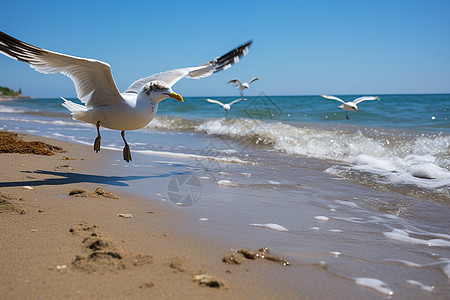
[210,40,253,73]
[0,31,44,63]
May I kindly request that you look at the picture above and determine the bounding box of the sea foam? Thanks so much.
[354,278,394,296]
[383,229,450,247]
[250,223,289,232]
[146,116,450,191]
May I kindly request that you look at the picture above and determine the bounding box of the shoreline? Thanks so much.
[0,95,34,101]
[0,132,326,299]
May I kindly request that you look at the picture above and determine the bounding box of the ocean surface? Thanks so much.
[1,93,449,297]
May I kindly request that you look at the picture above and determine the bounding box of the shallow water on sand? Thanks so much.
[0,95,449,297]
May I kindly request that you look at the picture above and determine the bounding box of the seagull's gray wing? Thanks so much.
[248,77,260,84]
[124,40,252,93]
[320,95,345,103]
[353,96,379,104]
[228,98,247,106]
[227,78,242,87]
[206,98,225,107]
[0,31,123,108]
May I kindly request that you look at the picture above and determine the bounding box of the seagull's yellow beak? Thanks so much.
[355,108,359,112]
[167,92,184,102]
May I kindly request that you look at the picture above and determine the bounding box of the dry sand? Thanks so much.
[0,132,353,299]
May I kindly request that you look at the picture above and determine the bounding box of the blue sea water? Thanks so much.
[1,93,450,297]
[1,93,448,132]
[157,94,449,133]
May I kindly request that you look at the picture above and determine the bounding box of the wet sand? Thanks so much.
[0,132,346,299]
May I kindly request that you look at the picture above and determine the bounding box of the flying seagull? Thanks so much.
[227,78,259,96]
[320,95,379,120]
[0,31,252,162]
[206,98,247,114]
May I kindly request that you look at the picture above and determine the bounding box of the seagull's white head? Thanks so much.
[223,104,231,111]
[242,83,250,89]
[142,81,183,103]
[347,102,358,111]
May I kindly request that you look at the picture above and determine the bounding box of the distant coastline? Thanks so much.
[0,86,33,101]
[0,94,34,101]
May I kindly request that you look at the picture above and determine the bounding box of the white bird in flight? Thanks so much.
[0,31,252,162]
[206,98,247,114]
[320,95,379,120]
[227,78,259,96]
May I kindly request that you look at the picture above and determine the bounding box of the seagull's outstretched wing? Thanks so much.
[206,98,225,107]
[353,96,379,104]
[249,77,260,84]
[0,31,122,108]
[228,98,247,106]
[227,78,243,87]
[125,41,252,93]
[320,95,345,103]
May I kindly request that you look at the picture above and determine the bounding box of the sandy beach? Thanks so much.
[0,132,344,299]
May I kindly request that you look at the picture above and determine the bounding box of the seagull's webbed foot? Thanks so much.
[123,144,132,162]
[345,113,349,120]
[121,130,132,162]
[94,121,101,153]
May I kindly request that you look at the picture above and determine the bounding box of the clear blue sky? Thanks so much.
[0,0,449,98]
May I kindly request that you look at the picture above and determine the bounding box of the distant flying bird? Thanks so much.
[227,78,259,96]
[206,98,247,114]
[0,31,252,162]
[320,95,379,120]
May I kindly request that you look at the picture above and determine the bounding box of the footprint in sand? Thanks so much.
[69,222,152,274]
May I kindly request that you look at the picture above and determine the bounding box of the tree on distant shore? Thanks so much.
[0,86,21,96]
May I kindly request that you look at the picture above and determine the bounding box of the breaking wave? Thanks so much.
[146,115,450,194]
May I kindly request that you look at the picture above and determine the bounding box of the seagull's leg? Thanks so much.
[346,112,349,120]
[121,130,132,162]
[240,90,244,97]
[94,121,101,153]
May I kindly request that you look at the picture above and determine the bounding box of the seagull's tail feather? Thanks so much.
[61,97,87,120]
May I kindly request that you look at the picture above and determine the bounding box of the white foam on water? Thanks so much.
[0,117,92,127]
[310,227,320,230]
[268,180,280,185]
[52,132,75,139]
[383,229,450,247]
[250,223,289,232]
[406,280,435,292]
[386,259,423,267]
[217,180,238,186]
[218,149,238,154]
[329,251,341,257]
[0,105,26,113]
[135,149,253,165]
[404,228,450,240]
[198,218,209,221]
[328,229,342,233]
[139,115,450,192]
[314,216,329,222]
[334,200,360,209]
[354,278,394,296]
